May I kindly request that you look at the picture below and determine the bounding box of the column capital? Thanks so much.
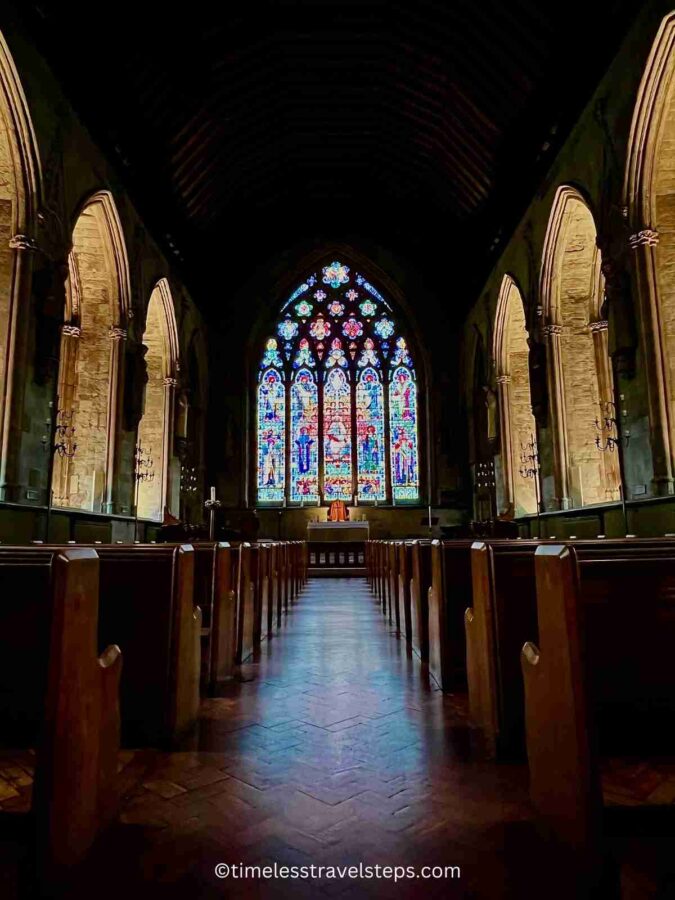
[542,323,563,336]
[629,228,659,249]
[589,319,609,333]
[163,376,179,388]
[109,326,127,341]
[61,324,81,338]
[496,374,511,384]
[9,233,38,252]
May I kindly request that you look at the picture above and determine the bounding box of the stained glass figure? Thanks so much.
[325,337,348,368]
[261,338,283,368]
[323,367,352,500]
[290,369,319,501]
[374,317,395,339]
[309,316,331,341]
[358,337,379,368]
[346,289,358,302]
[257,368,286,502]
[342,317,364,339]
[293,337,315,369]
[328,300,345,317]
[360,299,377,317]
[322,261,350,289]
[278,317,298,341]
[391,336,413,367]
[314,289,327,301]
[295,300,313,318]
[389,366,419,501]
[356,368,386,500]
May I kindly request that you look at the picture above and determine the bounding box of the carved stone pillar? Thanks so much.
[543,323,571,509]
[0,234,38,502]
[495,374,514,514]
[106,326,127,513]
[629,228,674,495]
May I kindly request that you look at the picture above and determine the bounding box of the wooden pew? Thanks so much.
[94,544,200,747]
[521,540,675,871]
[205,543,238,693]
[397,541,414,644]
[258,543,272,640]
[0,547,121,872]
[388,542,401,631]
[236,542,256,663]
[410,539,432,660]
[428,539,473,692]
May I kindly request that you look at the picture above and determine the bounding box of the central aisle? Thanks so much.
[68,578,549,899]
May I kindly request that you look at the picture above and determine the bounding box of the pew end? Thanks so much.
[523,545,603,855]
[466,542,499,757]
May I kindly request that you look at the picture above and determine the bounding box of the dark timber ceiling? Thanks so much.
[17,0,637,320]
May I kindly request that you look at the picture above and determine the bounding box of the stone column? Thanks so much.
[543,323,571,509]
[629,228,674,495]
[495,374,514,514]
[0,234,37,502]
[590,319,620,500]
[51,324,81,506]
[162,375,178,517]
[105,326,127,513]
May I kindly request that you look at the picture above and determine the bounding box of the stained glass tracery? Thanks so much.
[256,261,420,503]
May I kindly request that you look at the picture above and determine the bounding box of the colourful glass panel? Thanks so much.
[323,367,352,500]
[389,366,419,501]
[257,368,285,502]
[290,369,319,501]
[322,261,350,288]
[356,368,386,501]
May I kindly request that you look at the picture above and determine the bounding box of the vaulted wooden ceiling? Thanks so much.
[18,0,637,317]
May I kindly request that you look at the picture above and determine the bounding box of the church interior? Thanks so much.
[3,0,675,897]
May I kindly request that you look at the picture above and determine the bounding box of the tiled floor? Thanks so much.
[4,578,675,897]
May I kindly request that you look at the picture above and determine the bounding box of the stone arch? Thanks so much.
[136,278,180,521]
[52,191,130,511]
[493,275,537,516]
[624,11,675,493]
[540,186,619,508]
[0,30,42,491]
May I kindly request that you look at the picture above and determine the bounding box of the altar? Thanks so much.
[306,521,370,542]
[307,520,369,575]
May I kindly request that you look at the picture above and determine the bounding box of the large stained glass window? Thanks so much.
[256,261,420,503]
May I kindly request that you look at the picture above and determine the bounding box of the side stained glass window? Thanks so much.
[257,367,286,502]
[256,261,420,503]
[389,366,419,501]
[323,367,353,500]
[356,367,386,500]
[290,369,319,501]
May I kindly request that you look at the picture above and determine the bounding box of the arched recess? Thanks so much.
[493,275,537,516]
[52,191,130,512]
[136,278,179,521]
[624,11,675,493]
[0,30,42,491]
[540,186,619,508]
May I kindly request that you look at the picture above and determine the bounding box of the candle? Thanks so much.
[210,485,216,501]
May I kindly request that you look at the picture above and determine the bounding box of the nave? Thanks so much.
[18,578,545,900]
[7,574,658,900]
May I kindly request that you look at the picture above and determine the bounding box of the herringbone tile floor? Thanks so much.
[35,579,613,898]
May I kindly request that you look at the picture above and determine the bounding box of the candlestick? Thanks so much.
[210,485,216,501]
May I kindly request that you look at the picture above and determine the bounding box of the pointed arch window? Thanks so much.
[255,261,420,504]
